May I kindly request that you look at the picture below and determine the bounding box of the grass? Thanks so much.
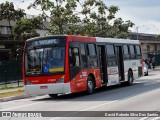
[0,90,24,98]
[0,85,24,90]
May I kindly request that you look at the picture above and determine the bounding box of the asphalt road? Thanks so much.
[0,68,160,120]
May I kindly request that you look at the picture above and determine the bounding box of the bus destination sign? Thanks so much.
[31,39,59,47]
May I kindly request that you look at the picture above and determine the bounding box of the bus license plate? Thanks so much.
[40,86,48,89]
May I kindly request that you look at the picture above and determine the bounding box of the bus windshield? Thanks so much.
[25,47,65,75]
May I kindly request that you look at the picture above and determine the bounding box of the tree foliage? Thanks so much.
[0,0,135,39]
[0,1,25,35]
[28,0,134,38]
[13,17,40,40]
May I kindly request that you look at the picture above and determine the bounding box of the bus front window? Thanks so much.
[25,47,65,75]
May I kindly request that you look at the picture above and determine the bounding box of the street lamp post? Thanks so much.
[136,26,139,40]
[135,25,145,40]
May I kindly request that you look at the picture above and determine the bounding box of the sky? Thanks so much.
[1,0,160,34]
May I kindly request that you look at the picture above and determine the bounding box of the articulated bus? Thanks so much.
[23,35,143,97]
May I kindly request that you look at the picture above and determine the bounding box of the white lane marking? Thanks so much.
[0,102,42,111]
[139,117,148,120]
[152,117,160,120]
[140,117,160,120]
[49,100,118,120]
[79,100,118,111]
[139,112,160,120]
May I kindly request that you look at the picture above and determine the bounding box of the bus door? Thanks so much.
[98,45,108,84]
[69,42,84,91]
[115,46,125,81]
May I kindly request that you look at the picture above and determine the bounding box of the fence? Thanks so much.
[0,61,22,86]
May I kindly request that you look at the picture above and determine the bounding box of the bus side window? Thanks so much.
[80,43,87,68]
[69,48,80,67]
[87,44,98,67]
[129,45,136,59]
[123,45,129,60]
[106,44,116,67]
[135,45,142,59]
[69,47,81,80]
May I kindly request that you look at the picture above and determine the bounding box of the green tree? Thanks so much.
[28,0,134,38]
[112,18,134,38]
[79,2,120,37]
[13,18,40,40]
[0,1,25,36]
[155,35,160,40]
[28,0,81,34]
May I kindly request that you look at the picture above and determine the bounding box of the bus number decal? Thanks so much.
[82,72,87,77]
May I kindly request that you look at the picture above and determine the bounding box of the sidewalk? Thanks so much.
[148,65,160,72]
[0,87,24,94]
[0,84,31,102]
[0,82,24,94]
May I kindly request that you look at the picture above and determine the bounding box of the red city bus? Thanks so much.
[23,35,143,97]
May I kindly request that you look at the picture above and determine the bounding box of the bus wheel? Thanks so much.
[87,76,95,94]
[127,71,133,85]
[48,94,58,98]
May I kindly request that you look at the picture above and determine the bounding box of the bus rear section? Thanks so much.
[96,38,143,86]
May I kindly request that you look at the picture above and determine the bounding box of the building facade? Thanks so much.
[0,16,160,61]
[128,32,160,53]
[0,15,49,60]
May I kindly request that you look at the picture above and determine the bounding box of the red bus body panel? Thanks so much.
[23,35,103,95]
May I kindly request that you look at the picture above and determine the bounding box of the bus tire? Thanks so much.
[87,76,95,94]
[127,70,133,86]
[48,94,58,98]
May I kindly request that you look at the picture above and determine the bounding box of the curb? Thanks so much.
[0,94,32,102]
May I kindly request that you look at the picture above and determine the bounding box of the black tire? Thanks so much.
[126,70,134,86]
[87,76,95,94]
[48,94,58,98]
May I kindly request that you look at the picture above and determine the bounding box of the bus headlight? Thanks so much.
[57,76,64,83]
[26,80,32,85]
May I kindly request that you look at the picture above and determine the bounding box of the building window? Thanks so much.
[147,45,150,52]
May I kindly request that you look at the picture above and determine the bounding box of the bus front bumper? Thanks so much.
[24,83,71,96]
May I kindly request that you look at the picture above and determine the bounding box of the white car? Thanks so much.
[143,62,148,76]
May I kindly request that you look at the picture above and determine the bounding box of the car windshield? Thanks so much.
[25,47,65,75]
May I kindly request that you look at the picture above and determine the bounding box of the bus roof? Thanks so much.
[26,35,140,45]
[96,37,140,44]
[26,35,66,42]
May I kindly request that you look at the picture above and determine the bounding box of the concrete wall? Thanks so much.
[141,43,159,53]
[157,44,160,50]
